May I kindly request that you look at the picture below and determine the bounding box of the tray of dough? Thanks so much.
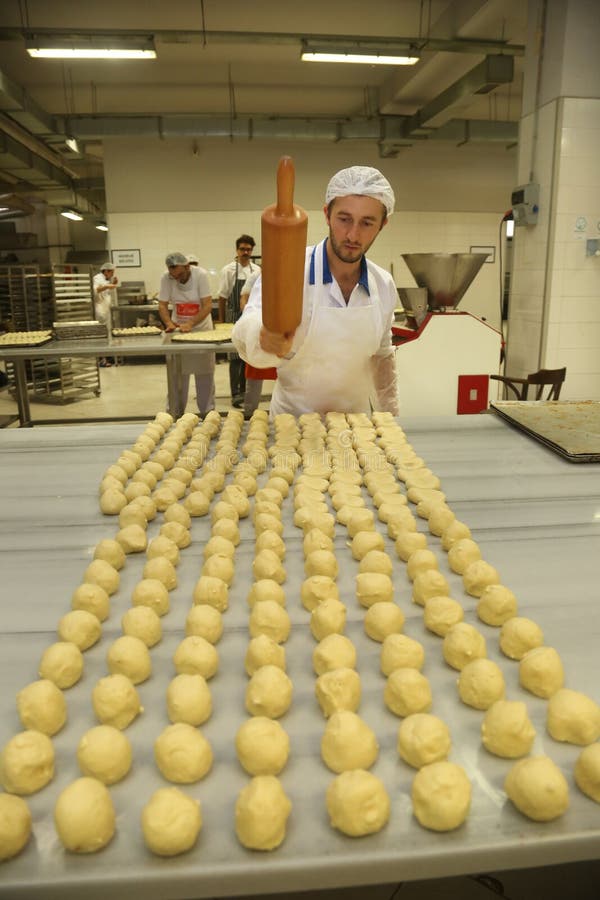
[53,320,108,341]
[0,330,53,347]
[171,326,232,344]
[112,326,163,337]
[491,400,600,463]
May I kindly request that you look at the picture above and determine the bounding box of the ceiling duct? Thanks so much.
[0,192,35,220]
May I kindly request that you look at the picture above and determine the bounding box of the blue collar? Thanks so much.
[309,239,370,294]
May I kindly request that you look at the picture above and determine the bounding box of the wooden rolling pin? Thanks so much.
[261,156,308,334]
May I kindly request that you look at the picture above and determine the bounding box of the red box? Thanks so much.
[457,374,489,414]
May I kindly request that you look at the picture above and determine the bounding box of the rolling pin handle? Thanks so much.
[276,156,295,217]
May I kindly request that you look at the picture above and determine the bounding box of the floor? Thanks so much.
[1,365,600,899]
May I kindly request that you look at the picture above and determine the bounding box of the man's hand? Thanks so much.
[163,321,177,333]
[259,325,295,358]
[179,322,192,333]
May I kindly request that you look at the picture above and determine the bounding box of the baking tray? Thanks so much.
[53,321,108,341]
[112,327,162,337]
[491,400,600,463]
[0,331,53,348]
[170,331,232,344]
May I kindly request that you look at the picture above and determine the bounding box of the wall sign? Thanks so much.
[469,245,495,264]
[111,249,141,268]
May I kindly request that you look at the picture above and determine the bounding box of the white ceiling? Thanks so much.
[0,0,527,216]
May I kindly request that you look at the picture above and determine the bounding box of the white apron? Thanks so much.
[270,245,381,416]
[173,302,214,376]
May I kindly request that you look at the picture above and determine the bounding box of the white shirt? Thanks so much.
[217,260,260,299]
[92,271,117,324]
[159,266,212,330]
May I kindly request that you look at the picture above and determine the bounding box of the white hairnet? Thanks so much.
[186,253,199,264]
[100,261,115,271]
[325,166,395,217]
[165,252,188,267]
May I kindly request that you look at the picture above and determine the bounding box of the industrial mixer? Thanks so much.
[393,253,502,416]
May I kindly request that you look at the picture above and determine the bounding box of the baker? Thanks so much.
[158,251,215,416]
[232,166,399,417]
[93,261,119,366]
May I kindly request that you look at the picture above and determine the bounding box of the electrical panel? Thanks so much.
[511,183,539,226]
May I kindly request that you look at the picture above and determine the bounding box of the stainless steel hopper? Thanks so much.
[401,252,488,311]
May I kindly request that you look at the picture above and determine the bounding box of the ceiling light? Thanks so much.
[61,209,84,221]
[301,44,419,66]
[96,222,109,232]
[26,34,156,60]
[65,137,80,154]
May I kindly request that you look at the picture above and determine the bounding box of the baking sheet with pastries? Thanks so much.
[0,330,53,347]
[491,400,600,462]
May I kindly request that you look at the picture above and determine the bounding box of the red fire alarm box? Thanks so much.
[457,374,489,414]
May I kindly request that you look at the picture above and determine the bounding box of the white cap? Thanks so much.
[100,260,115,271]
[165,252,188,267]
[325,166,395,217]
[186,254,199,264]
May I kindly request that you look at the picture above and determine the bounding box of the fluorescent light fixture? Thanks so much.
[65,137,80,154]
[96,222,109,232]
[506,219,515,238]
[26,34,156,60]
[302,45,419,65]
[60,209,84,221]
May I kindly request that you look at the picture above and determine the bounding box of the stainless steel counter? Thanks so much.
[0,415,599,899]
[0,335,233,426]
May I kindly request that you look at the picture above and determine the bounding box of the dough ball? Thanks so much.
[201,553,235,587]
[255,512,284,538]
[122,605,162,647]
[130,494,157,522]
[193,575,229,612]
[58,609,101,651]
[395,530,428,562]
[301,576,339,612]
[457,659,505,710]
[107,635,152,684]
[574,744,600,803]
[185,605,223,644]
[386,510,418,540]
[77,725,132,784]
[397,714,451,769]
[477,584,518,626]
[119,503,147,530]
[364,602,405,642]
[124,482,151,502]
[310,597,347,641]
[71,582,110,622]
[406,549,438,581]
[83,558,120,594]
[247,579,286,608]
[326,769,390,837]
[222,484,251,517]
[447,538,482,575]
[321,711,379,773]
[412,570,449,607]
[313,634,356,676]
[174,635,219,679]
[423,596,464,637]
[440,519,472,551]
[381,634,425,676]
[246,665,293,718]
[17,680,66,736]
[54,777,115,853]
[245,634,286,676]
[160,521,191,549]
[236,717,290,775]
[249,600,291,643]
[167,674,212,726]
[358,550,393,576]
[546,689,600,745]
[92,673,143,729]
[142,787,201,857]
[235,775,291,851]
[427,505,456,537]
[500,617,544,660]
[100,488,127,515]
[115,523,148,555]
[253,549,286,584]
[211,516,241,545]
[442,623,487,671]
[315,667,361,718]
[256,530,286,560]
[519,646,564,698]
[153,485,179,511]
[147,535,180,566]
[163,502,192,528]
[183,491,211,517]
[463,559,501,598]
[412,762,471,832]
[0,793,31,861]
[132,578,170,616]
[356,572,393,609]
[346,508,375,537]
[0,730,54,794]
[504,756,569,822]
[351,531,385,561]
[384,668,432,717]
[154,723,213,783]
[143,556,178,591]
[38,641,83,689]
[303,528,334,556]
[481,700,536,758]
[93,538,126,571]
[304,549,338,579]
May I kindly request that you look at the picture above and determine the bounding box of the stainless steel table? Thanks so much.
[0,335,232,426]
[0,415,599,899]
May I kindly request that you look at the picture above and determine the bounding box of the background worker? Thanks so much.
[217,234,260,407]
[232,166,400,417]
[93,261,119,366]
[158,251,215,416]
[239,268,277,418]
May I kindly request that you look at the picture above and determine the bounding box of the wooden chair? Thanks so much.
[490,367,566,401]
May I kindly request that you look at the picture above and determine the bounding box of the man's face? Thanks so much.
[325,195,387,265]
[236,242,254,265]
[168,264,190,283]
[103,268,115,279]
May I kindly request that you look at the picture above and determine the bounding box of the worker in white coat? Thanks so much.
[93,261,119,366]
[158,251,215,416]
[232,166,400,417]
